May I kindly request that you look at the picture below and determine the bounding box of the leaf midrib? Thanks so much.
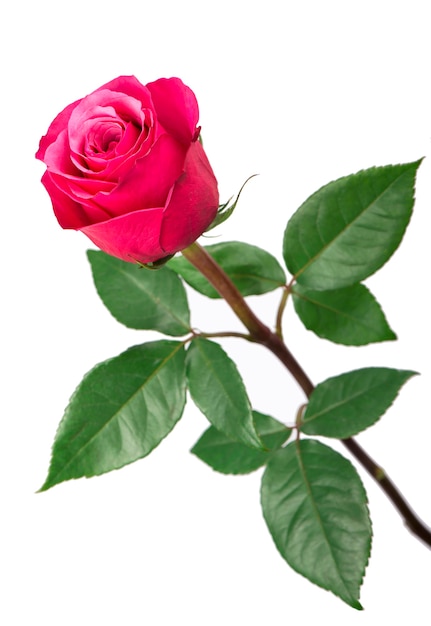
[50,342,184,482]
[293,289,377,330]
[294,440,354,600]
[295,167,410,279]
[194,340,250,414]
[192,339,259,446]
[110,262,190,331]
[302,376,394,424]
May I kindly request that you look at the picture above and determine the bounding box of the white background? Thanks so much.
[2,0,431,623]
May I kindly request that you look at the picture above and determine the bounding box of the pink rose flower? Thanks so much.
[36,76,219,264]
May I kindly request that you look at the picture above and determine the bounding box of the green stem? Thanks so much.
[275,278,295,338]
[182,241,431,549]
[275,287,289,338]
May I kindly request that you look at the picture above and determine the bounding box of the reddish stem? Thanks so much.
[182,242,431,549]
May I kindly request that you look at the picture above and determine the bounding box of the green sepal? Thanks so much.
[206,175,257,231]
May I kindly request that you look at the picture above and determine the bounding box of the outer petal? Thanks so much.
[40,171,92,229]
[43,131,186,223]
[90,133,187,217]
[49,170,115,199]
[81,207,166,264]
[97,76,154,110]
[160,141,219,254]
[36,99,80,161]
[43,127,80,175]
[147,78,199,144]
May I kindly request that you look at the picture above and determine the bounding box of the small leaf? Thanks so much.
[40,341,186,491]
[186,338,262,449]
[283,161,421,290]
[301,367,417,438]
[261,439,371,609]
[87,250,190,336]
[292,283,396,345]
[169,241,286,298]
[191,410,292,474]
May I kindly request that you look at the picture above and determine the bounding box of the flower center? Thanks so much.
[88,120,125,156]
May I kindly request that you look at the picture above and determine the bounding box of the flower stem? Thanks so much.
[182,243,314,395]
[342,438,431,547]
[182,242,270,341]
[182,241,431,549]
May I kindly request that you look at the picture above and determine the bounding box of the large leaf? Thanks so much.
[301,367,417,438]
[186,338,262,449]
[87,250,190,336]
[40,341,187,491]
[191,410,292,474]
[169,241,286,298]
[261,439,371,609]
[283,161,421,290]
[292,283,396,345]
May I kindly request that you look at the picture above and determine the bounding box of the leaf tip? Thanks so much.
[350,599,364,611]
[86,248,98,262]
[36,479,51,494]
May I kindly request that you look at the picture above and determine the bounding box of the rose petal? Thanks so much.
[43,133,185,223]
[147,78,199,144]
[43,127,78,176]
[81,207,166,264]
[36,99,80,161]
[97,76,154,110]
[37,76,218,264]
[68,91,158,181]
[71,117,147,179]
[49,170,115,201]
[90,133,187,217]
[41,171,93,229]
[68,90,147,155]
[160,141,219,253]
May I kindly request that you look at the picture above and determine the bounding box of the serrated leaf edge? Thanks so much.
[88,250,191,333]
[301,368,418,435]
[41,341,186,490]
[292,283,397,344]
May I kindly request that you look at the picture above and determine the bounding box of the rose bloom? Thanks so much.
[36,76,219,264]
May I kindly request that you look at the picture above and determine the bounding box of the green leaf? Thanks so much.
[87,250,190,336]
[191,410,292,474]
[40,341,186,491]
[301,367,417,438]
[186,338,262,449]
[292,283,396,345]
[261,439,371,609]
[169,241,286,298]
[283,161,421,290]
